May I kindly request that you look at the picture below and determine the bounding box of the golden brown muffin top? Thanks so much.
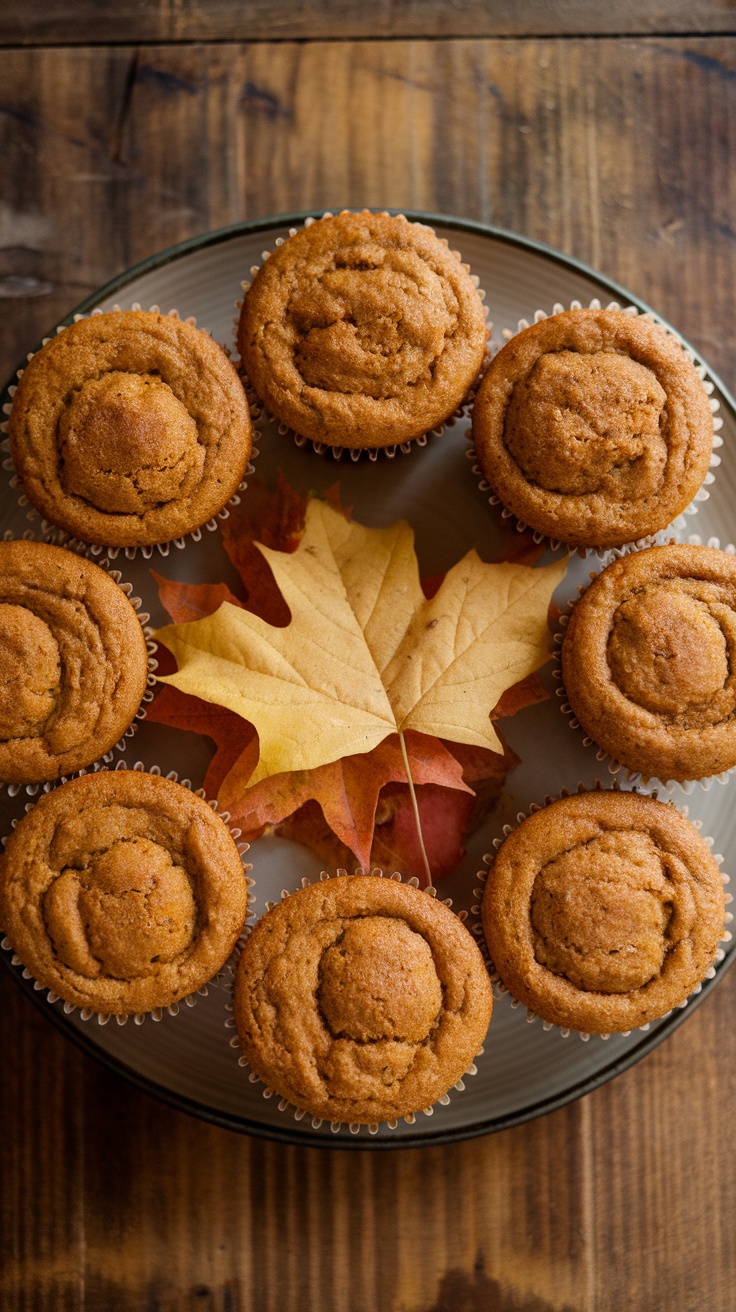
[238,211,488,450]
[562,544,736,782]
[482,791,726,1033]
[234,874,492,1123]
[472,309,713,548]
[0,771,249,1014]
[9,310,252,547]
[0,540,148,785]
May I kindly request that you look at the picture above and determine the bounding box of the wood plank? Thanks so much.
[1,976,86,1312]
[2,38,736,387]
[2,35,736,1312]
[5,967,736,1310]
[2,1,736,46]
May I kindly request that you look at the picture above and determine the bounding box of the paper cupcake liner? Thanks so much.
[1,303,261,562]
[0,545,159,797]
[0,759,256,1025]
[468,297,721,558]
[0,549,158,799]
[553,535,736,794]
[234,211,491,464]
[469,781,733,1041]
[224,864,480,1138]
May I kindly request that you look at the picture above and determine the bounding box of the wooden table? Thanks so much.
[2,7,736,1309]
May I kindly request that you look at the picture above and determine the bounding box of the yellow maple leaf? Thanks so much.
[155,499,567,786]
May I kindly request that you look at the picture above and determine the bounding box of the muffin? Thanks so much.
[234,874,492,1122]
[238,211,488,450]
[562,544,736,782]
[0,770,249,1015]
[482,791,726,1033]
[0,540,148,785]
[472,308,714,548]
[9,309,252,547]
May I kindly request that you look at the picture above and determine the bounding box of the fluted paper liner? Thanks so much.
[224,865,483,1138]
[554,534,736,794]
[468,298,721,558]
[0,760,256,1025]
[1,303,260,562]
[234,211,491,464]
[469,781,733,1040]
[0,539,158,799]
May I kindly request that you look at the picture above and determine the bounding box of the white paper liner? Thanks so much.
[554,535,736,794]
[0,760,256,1025]
[224,865,483,1138]
[469,781,733,1040]
[0,545,158,799]
[1,303,260,562]
[234,211,492,463]
[467,297,721,558]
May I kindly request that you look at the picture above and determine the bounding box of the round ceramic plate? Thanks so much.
[2,212,734,1149]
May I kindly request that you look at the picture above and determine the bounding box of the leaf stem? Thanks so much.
[398,730,433,891]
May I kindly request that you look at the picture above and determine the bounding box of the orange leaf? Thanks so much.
[218,475,353,626]
[439,736,518,783]
[224,471,306,558]
[496,522,548,566]
[491,671,548,720]
[145,674,258,800]
[277,734,518,885]
[371,784,475,883]
[219,478,303,625]
[153,574,245,625]
[223,730,473,870]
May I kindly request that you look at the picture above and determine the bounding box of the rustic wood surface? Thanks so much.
[2,28,736,1312]
[3,0,736,44]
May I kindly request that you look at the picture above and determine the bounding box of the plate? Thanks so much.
[2,212,735,1148]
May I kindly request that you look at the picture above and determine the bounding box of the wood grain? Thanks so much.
[4,968,736,1311]
[2,0,736,46]
[2,34,736,1312]
[1,38,736,385]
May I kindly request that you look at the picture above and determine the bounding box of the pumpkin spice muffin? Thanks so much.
[238,211,488,450]
[472,308,714,548]
[562,544,736,782]
[482,791,726,1034]
[9,309,252,547]
[234,874,492,1123]
[0,770,249,1015]
[0,540,148,785]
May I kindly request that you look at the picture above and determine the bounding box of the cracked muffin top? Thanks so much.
[471,308,714,548]
[0,540,148,784]
[233,874,492,1123]
[9,310,252,547]
[482,791,726,1033]
[562,544,736,782]
[0,770,249,1015]
[237,211,488,450]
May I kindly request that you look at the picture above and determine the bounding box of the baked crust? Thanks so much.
[0,540,148,784]
[0,771,249,1013]
[562,544,736,781]
[9,310,252,547]
[482,791,725,1033]
[238,211,488,449]
[471,308,713,548]
[233,874,492,1122]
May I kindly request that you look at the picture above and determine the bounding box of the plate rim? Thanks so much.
[6,943,734,1150]
[3,209,735,1149]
